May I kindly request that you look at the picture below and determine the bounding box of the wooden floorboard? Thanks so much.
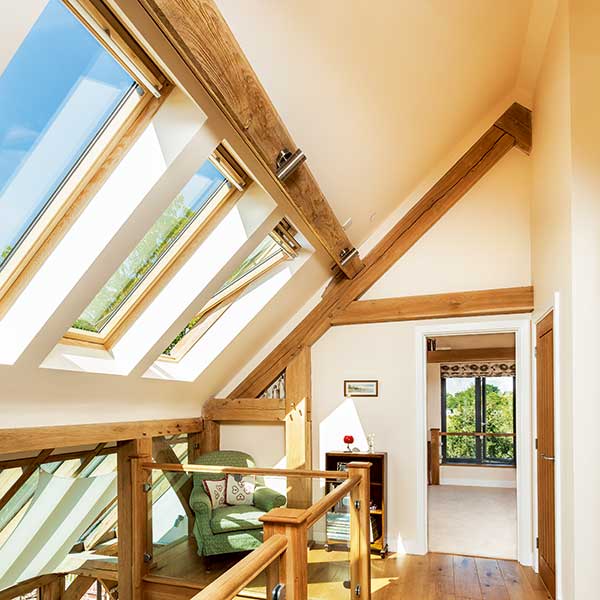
[147,540,550,600]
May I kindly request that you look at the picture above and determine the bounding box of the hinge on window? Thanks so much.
[535,438,538,450]
[536,537,539,549]
[534,346,537,358]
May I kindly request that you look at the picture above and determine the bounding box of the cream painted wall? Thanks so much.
[364,149,531,299]
[529,1,574,596]
[567,1,600,596]
[232,150,533,552]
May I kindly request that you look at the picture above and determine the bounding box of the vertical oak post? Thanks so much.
[430,429,441,485]
[199,419,220,454]
[187,430,204,463]
[348,462,371,600]
[285,347,312,509]
[261,508,308,600]
[118,438,152,600]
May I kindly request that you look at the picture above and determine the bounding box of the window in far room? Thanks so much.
[441,375,516,465]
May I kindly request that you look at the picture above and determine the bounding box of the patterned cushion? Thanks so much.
[226,474,256,505]
[210,505,265,534]
[202,478,226,509]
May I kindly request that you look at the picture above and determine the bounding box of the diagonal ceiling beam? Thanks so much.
[330,286,534,326]
[229,103,532,398]
[130,0,364,278]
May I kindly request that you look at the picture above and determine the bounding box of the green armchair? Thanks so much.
[189,450,286,557]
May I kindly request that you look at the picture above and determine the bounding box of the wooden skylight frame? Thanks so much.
[0,0,170,320]
[159,219,300,362]
[61,147,249,350]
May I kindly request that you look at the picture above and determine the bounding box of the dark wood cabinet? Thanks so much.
[324,451,388,557]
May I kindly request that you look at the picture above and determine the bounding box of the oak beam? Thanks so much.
[0,575,60,600]
[63,576,96,600]
[136,0,363,278]
[494,102,532,154]
[198,420,220,455]
[285,347,312,509]
[151,437,194,520]
[202,397,286,422]
[427,347,516,363]
[0,417,203,454]
[331,286,534,325]
[230,104,530,398]
[0,448,54,513]
[117,438,152,600]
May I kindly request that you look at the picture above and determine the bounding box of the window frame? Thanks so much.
[62,148,249,349]
[160,221,300,362]
[441,375,516,466]
[0,0,169,319]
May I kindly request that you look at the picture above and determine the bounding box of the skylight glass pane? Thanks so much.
[73,161,228,333]
[162,235,283,356]
[0,0,137,269]
[218,236,281,293]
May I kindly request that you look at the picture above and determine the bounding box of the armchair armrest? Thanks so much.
[189,485,212,519]
[254,486,286,512]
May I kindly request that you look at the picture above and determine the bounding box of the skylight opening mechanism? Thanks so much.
[276,148,306,181]
[67,0,162,98]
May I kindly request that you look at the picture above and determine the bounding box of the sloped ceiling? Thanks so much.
[216,0,533,245]
[1,0,540,427]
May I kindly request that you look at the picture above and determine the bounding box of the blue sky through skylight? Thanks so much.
[0,0,135,267]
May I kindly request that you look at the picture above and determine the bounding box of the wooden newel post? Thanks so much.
[348,461,371,600]
[118,439,152,600]
[261,508,308,600]
[431,429,440,485]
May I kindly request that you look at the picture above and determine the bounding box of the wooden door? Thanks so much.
[536,311,555,597]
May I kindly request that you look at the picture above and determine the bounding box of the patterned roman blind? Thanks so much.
[440,362,515,378]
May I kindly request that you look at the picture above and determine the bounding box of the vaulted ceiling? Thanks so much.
[0,0,549,428]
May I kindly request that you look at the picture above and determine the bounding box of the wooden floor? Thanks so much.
[150,540,552,600]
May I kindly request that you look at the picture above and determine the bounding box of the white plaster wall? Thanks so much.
[230,129,532,553]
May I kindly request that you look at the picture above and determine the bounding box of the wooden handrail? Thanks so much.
[143,462,349,480]
[191,534,288,600]
[304,476,359,528]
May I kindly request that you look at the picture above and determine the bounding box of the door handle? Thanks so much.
[540,453,555,462]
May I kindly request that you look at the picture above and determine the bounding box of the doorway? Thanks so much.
[536,311,555,597]
[426,332,517,558]
[415,318,533,565]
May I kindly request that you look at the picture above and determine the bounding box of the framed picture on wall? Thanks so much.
[344,380,379,397]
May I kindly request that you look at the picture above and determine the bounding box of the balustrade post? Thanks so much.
[261,508,308,600]
[348,462,371,600]
[117,439,152,600]
[431,428,441,485]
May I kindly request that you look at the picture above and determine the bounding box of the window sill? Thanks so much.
[441,462,516,469]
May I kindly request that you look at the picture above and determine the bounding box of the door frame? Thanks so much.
[415,316,533,565]
[532,293,562,599]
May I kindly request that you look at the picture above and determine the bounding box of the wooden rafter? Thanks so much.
[132,0,364,278]
[151,436,193,520]
[0,417,203,454]
[63,575,96,600]
[0,448,54,513]
[330,286,534,326]
[427,347,516,363]
[72,443,109,477]
[202,397,286,422]
[229,103,532,398]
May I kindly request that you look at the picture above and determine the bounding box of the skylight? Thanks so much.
[0,0,138,270]
[72,161,229,333]
[162,224,298,358]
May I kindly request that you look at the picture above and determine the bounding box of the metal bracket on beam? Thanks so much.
[276,148,306,181]
[340,247,358,266]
